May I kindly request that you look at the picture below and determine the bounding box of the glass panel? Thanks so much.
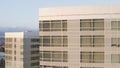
[94,52,104,63]
[63,53,68,62]
[40,65,68,68]
[118,21,120,30]
[40,37,42,46]
[111,54,119,63]
[63,36,68,47]
[62,23,67,31]
[81,19,91,22]
[43,52,51,61]
[41,51,68,62]
[118,38,120,47]
[51,36,62,46]
[111,21,118,30]
[43,36,50,46]
[81,36,91,47]
[43,23,50,31]
[81,52,91,63]
[94,22,104,30]
[94,36,104,47]
[52,52,62,62]
[53,66,62,68]
[80,22,91,30]
[111,38,118,47]
[40,52,42,58]
[51,23,61,28]
[51,20,61,31]
[93,19,104,30]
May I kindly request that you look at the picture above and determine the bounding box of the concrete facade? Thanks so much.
[5,32,39,68]
[39,5,120,68]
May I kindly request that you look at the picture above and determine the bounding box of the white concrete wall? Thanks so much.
[39,5,120,68]
[5,32,39,68]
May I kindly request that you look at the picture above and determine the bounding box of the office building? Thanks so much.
[39,5,120,68]
[5,32,39,68]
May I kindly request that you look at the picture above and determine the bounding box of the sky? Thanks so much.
[0,0,120,30]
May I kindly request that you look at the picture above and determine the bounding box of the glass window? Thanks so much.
[5,44,12,48]
[63,53,68,62]
[52,52,62,62]
[31,62,39,66]
[51,20,61,31]
[118,21,120,30]
[94,22,104,30]
[111,38,120,47]
[81,22,91,28]
[40,20,67,31]
[81,52,91,63]
[40,51,42,61]
[63,36,68,47]
[40,36,42,47]
[6,56,12,60]
[111,21,120,30]
[93,52,104,63]
[43,22,50,31]
[43,23,49,28]
[43,51,51,61]
[93,19,104,30]
[40,36,68,47]
[118,39,120,46]
[43,36,50,46]
[51,22,61,28]
[51,36,62,47]
[31,51,39,54]
[80,35,104,47]
[62,20,67,31]
[80,52,104,63]
[94,36,104,47]
[111,21,118,30]
[40,65,68,68]
[111,38,118,47]
[111,54,120,63]
[80,19,104,31]
[6,38,12,42]
[41,51,68,62]
[80,19,91,31]
[63,51,68,62]
[5,50,12,54]
[51,23,61,31]
[81,36,91,47]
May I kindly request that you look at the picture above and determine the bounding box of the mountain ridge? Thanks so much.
[0,27,38,32]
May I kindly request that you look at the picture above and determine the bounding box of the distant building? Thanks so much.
[39,5,120,68]
[5,32,39,68]
[0,52,5,68]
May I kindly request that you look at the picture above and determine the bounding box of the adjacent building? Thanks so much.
[5,32,39,68]
[39,5,120,68]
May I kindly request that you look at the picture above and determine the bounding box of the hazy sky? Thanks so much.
[0,0,120,29]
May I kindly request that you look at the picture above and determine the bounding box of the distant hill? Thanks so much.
[0,32,4,37]
[0,27,38,32]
